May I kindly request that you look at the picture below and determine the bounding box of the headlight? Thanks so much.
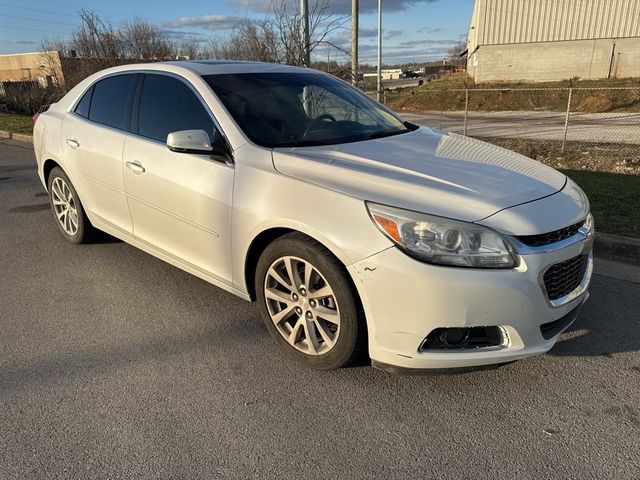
[367,202,518,268]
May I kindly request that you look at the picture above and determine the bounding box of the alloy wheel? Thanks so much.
[264,256,341,355]
[51,177,79,236]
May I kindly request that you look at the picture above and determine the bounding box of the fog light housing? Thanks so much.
[420,326,505,351]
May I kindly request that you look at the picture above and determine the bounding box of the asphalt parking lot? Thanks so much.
[1,138,639,479]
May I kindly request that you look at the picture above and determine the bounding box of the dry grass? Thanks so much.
[386,73,640,113]
[0,112,33,135]
[476,137,640,176]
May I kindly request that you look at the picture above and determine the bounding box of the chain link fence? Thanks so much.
[390,86,640,174]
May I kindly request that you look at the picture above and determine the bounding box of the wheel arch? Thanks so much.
[244,227,295,301]
[242,226,357,303]
[42,158,62,189]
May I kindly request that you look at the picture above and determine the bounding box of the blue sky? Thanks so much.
[0,0,474,64]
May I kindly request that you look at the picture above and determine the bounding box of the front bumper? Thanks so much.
[348,234,593,370]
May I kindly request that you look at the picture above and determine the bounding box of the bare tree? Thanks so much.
[39,4,353,97]
[176,37,202,60]
[206,0,348,66]
[71,9,124,68]
[207,21,280,62]
[447,41,468,67]
[121,17,173,60]
[272,0,347,66]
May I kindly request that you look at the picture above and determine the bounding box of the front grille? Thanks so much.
[518,221,584,247]
[543,254,589,301]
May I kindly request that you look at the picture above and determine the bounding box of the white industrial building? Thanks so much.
[466,0,640,82]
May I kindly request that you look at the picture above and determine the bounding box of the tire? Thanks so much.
[255,232,367,370]
[47,167,96,244]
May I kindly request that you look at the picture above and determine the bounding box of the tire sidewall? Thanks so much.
[255,234,363,370]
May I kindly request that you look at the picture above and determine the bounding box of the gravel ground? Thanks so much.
[1,139,639,479]
[478,137,640,176]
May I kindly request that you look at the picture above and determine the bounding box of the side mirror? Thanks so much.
[166,129,213,154]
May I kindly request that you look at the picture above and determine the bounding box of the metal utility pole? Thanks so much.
[351,0,358,86]
[376,0,382,102]
[300,0,311,67]
[327,44,330,72]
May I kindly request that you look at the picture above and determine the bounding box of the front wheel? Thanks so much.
[255,233,366,370]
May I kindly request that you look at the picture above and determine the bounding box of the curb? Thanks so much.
[0,130,33,144]
[595,232,640,266]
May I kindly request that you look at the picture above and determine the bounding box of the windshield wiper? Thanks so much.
[276,128,412,148]
[276,139,332,148]
[360,128,410,141]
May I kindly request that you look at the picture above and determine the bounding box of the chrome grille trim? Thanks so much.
[517,221,584,248]
[509,219,593,255]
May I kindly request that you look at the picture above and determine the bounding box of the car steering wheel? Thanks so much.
[303,113,337,138]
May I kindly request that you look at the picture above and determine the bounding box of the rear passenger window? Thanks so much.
[74,86,93,118]
[88,74,138,130]
[137,74,215,143]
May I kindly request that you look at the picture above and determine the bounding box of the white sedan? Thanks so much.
[33,61,593,371]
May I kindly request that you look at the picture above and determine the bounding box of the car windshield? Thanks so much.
[202,72,414,148]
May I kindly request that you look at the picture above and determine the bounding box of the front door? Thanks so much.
[122,73,234,282]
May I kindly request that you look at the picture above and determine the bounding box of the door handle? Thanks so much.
[126,161,145,174]
[66,138,80,149]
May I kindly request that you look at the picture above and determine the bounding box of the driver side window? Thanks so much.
[137,74,216,143]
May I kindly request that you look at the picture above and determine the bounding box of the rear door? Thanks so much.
[61,73,139,234]
[122,73,234,282]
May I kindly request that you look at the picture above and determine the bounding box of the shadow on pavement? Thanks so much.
[0,320,264,393]
[550,274,640,358]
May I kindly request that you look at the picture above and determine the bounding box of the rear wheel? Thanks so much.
[47,167,96,244]
[255,233,366,369]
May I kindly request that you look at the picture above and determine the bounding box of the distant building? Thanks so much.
[363,69,403,80]
[466,0,640,82]
[0,51,63,86]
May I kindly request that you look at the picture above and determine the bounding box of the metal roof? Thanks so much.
[469,0,640,46]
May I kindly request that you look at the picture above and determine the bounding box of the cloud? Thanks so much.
[5,40,38,45]
[161,29,209,42]
[359,27,378,38]
[337,26,378,41]
[417,27,443,34]
[228,0,439,15]
[394,39,460,48]
[360,45,451,62]
[384,29,403,40]
[334,26,403,44]
[165,14,249,31]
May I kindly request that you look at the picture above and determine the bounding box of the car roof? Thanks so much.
[157,60,316,76]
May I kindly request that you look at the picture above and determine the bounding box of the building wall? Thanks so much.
[363,69,403,80]
[470,0,640,48]
[613,37,640,78]
[466,0,640,82]
[0,51,63,85]
[468,36,640,82]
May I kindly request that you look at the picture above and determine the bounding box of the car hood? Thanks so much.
[272,127,567,223]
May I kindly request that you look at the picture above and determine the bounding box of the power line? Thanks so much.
[0,23,69,35]
[1,14,77,27]
[41,0,119,17]
[0,2,78,18]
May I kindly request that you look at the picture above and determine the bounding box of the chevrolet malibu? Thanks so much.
[33,61,594,371]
